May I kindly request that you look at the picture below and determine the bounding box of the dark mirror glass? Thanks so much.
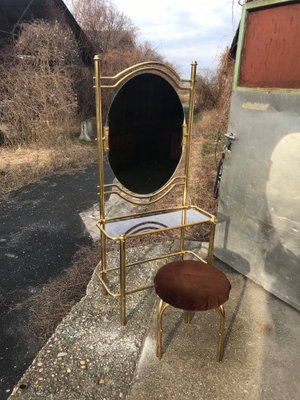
[108,73,184,194]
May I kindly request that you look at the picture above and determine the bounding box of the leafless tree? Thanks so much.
[72,0,137,53]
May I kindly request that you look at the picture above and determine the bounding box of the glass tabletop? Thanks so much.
[102,207,212,238]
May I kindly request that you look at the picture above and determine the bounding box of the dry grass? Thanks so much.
[27,243,100,344]
[189,51,235,217]
[0,140,97,197]
[190,112,220,214]
[214,51,235,146]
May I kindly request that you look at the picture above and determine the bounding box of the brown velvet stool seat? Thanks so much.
[154,260,231,361]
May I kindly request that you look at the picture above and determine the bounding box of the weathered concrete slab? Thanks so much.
[8,242,176,400]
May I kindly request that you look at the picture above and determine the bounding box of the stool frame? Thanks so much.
[156,299,226,361]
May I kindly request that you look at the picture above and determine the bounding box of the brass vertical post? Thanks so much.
[180,61,198,256]
[120,235,126,325]
[208,216,217,263]
[94,55,107,281]
[183,61,197,205]
[101,234,107,284]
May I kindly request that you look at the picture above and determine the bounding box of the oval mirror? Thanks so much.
[108,73,184,194]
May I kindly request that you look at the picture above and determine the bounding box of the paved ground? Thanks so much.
[8,242,174,400]
[7,242,300,400]
[0,163,113,400]
[128,260,300,400]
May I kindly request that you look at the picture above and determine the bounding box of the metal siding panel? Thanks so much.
[215,90,300,310]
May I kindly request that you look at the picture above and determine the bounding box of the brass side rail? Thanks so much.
[97,249,207,298]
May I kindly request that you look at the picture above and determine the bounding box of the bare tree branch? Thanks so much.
[72,0,137,53]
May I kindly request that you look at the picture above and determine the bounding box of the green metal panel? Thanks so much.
[233,6,247,90]
[245,0,298,10]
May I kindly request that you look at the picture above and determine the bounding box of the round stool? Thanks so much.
[154,259,231,361]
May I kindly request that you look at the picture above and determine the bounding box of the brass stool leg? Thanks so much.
[216,305,225,362]
[156,299,169,358]
[184,311,191,324]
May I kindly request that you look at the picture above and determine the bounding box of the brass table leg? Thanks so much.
[120,235,126,325]
[208,217,217,264]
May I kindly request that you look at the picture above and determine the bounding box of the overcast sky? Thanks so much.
[111,0,242,76]
[66,0,242,77]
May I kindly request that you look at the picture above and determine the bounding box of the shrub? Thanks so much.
[0,20,91,146]
[195,69,219,112]
[194,48,235,116]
